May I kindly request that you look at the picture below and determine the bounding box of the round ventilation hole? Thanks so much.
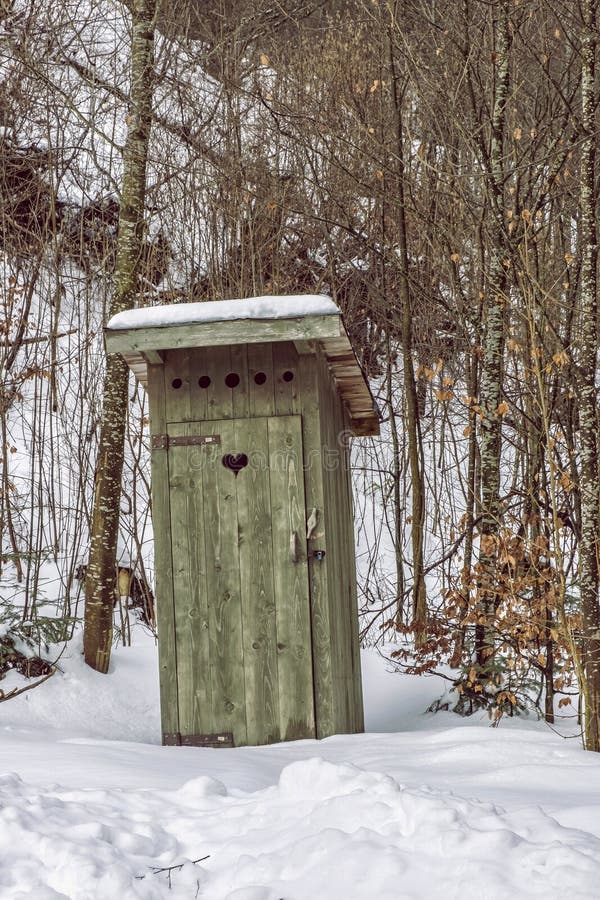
[198,375,211,388]
[282,370,294,382]
[254,372,267,385]
[171,378,183,389]
[225,372,240,388]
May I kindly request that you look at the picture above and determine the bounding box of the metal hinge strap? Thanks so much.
[151,434,221,451]
[163,731,234,747]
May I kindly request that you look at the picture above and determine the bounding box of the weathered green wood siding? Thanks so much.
[295,354,336,738]
[236,416,280,745]
[149,339,363,747]
[203,419,248,744]
[146,363,179,741]
[315,349,365,734]
[268,414,315,740]
[166,421,212,738]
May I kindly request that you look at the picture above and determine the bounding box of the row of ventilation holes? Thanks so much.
[171,371,294,390]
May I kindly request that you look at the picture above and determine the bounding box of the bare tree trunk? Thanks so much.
[83,0,157,672]
[577,0,600,751]
[475,0,511,683]
[388,10,427,644]
[385,335,406,626]
[451,350,479,666]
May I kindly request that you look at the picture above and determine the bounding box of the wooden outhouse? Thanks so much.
[106,295,379,748]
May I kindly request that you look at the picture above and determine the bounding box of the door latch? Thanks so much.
[290,531,299,563]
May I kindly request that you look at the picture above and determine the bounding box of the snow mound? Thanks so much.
[1,635,599,898]
[0,759,598,899]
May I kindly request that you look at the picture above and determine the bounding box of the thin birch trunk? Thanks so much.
[388,10,427,644]
[452,351,478,666]
[476,0,510,680]
[577,0,600,751]
[83,0,157,672]
[385,336,406,625]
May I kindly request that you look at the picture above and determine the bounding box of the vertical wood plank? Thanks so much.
[315,349,364,735]
[164,348,191,422]
[208,346,233,420]
[336,399,356,731]
[268,414,315,741]
[336,390,363,732]
[334,383,352,731]
[248,343,275,417]
[236,416,281,745]
[344,429,365,732]
[231,344,249,419]
[273,342,299,416]
[203,419,248,746]
[167,422,213,737]
[317,352,345,732]
[147,363,179,741]
[187,347,209,422]
[297,354,335,739]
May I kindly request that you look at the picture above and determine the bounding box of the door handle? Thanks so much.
[290,531,299,563]
[306,507,319,539]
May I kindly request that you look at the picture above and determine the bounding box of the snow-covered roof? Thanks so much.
[107,294,339,331]
[105,294,379,436]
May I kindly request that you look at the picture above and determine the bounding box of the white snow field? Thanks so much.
[1,632,599,899]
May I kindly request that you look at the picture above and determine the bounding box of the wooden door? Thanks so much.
[166,415,315,747]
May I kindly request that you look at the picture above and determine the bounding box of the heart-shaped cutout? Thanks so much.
[222,453,248,476]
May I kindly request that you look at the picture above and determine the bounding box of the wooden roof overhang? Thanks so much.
[105,300,380,437]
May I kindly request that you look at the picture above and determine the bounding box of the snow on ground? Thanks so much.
[1,631,600,899]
